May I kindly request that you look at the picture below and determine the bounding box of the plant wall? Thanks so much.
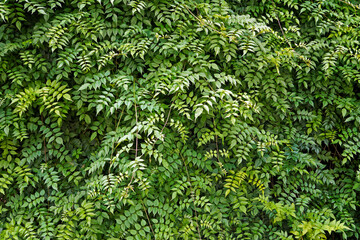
[1,0,360,239]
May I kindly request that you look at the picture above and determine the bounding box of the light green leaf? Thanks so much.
[56,137,63,145]
[63,94,72,101]
[194,108,203,120]
[90,132,97,141]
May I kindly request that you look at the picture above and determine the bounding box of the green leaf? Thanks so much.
[52,183,58,191]
[63,94,72,101]
[240,205,247,214]
[78,83,90,91]
[84,114,91,124]
[55,137,63,145]
[4,126,9,136]
[225,189,230,197]
[194,108,203,120]
[90,132,97,141]
[16,21,21,30]
[342,108,347,117]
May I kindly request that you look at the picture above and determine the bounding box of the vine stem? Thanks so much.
[140,198,156,238]
[160,106,172,133]
[148,106,172,158]
[109,105,126,174]
[135,103,139,160]
[126,86,172,239]
[213,118,221,162]
[41,114,50,210]
[338,0,360,10]
[127,79,139,188]
[180,152,202,240]
[271,0,292,48]
[183,4,236,43]
[43,136,50,210]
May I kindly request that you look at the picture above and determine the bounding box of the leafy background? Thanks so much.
[1,0,360,239]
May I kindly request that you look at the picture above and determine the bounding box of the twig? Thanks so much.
[213,118,221,161]
[183,4,236,43]
[41,114,50,210]
[135,103,139,159]
[271,0,292,48]
[180,152,202,240]
[141,198,156,238]
[160,107,172,133]
[338,0,360,10]
[109,105,126,174]
[149,106,172,154]
[127,80,139,188]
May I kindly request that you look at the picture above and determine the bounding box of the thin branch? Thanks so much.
[141,198,156,238]
[127,80,139,188]
[338,0,360,10]
[213,118,221,162]
[135,103,139,159]
[183,4,236,43]
[141,105,173,163]
[109,105,126,174]
[180,153,202,240]
[41,114,50,210]
[160,106,172,133]
[271,0,292,48]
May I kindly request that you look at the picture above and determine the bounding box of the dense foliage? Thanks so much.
[1,0,360,239]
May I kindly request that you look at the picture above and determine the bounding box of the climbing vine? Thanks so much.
[1,0,360,239]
